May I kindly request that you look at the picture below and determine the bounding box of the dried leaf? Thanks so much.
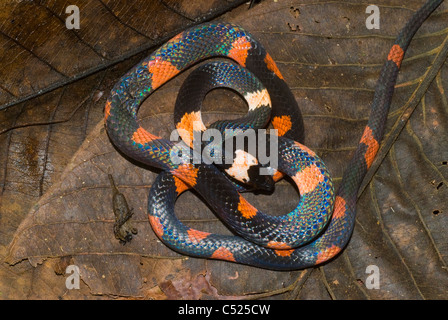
[1,0,447,299]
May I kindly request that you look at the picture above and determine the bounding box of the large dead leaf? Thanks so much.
[1,0,447,299]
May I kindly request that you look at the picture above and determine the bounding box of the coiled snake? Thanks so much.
[105,0,443,270]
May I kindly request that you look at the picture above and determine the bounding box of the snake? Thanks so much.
[105,0,444,270]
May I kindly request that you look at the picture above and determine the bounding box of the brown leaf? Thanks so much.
[1,0,448,300]
[0,0,247,109]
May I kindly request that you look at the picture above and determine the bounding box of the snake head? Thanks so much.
[224,149,275,193]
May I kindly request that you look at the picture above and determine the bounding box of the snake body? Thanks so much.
[105,0,443,270]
